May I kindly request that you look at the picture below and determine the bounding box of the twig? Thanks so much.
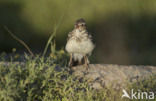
[4,26,34,57]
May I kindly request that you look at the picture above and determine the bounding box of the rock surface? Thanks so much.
[72,64,156,89]
[1,62,155,89]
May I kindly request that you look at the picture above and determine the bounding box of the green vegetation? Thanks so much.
[128,75,156,101]
[0,51,155,101]
[0,53,120,101]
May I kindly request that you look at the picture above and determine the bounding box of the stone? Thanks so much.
[72,64,156,89]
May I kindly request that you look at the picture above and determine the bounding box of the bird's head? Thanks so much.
[74,18,86,31]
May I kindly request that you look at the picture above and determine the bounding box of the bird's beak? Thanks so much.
[76,25,79,29]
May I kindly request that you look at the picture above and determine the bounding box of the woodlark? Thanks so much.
[65,18,95,68]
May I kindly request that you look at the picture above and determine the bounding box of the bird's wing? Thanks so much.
[67,31,74,41]
[88,34,92,40]
[85,31,93,40]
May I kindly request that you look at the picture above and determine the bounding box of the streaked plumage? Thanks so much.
[65,18,95,68]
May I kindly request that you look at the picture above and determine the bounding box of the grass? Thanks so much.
[0,50,155,101]
[0,53,117,101]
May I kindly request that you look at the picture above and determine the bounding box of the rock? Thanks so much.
[71,64,156,89]
[1,62,155,89]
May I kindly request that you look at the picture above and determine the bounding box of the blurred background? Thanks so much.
[0,0,156,65]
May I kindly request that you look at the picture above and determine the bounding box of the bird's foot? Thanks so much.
[84,63,89,70]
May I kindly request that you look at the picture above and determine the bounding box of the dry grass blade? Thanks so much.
[4,26,34,57]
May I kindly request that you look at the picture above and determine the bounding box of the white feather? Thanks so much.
[65,29,94,62]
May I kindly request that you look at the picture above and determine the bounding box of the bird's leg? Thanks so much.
[78,58,82,65]
[68,53,73,67]
[84,55,89,69]
[86,56,90,64]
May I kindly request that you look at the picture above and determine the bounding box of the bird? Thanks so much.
[65,18,95,68]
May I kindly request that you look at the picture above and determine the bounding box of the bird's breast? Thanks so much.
[65,35,94,54]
